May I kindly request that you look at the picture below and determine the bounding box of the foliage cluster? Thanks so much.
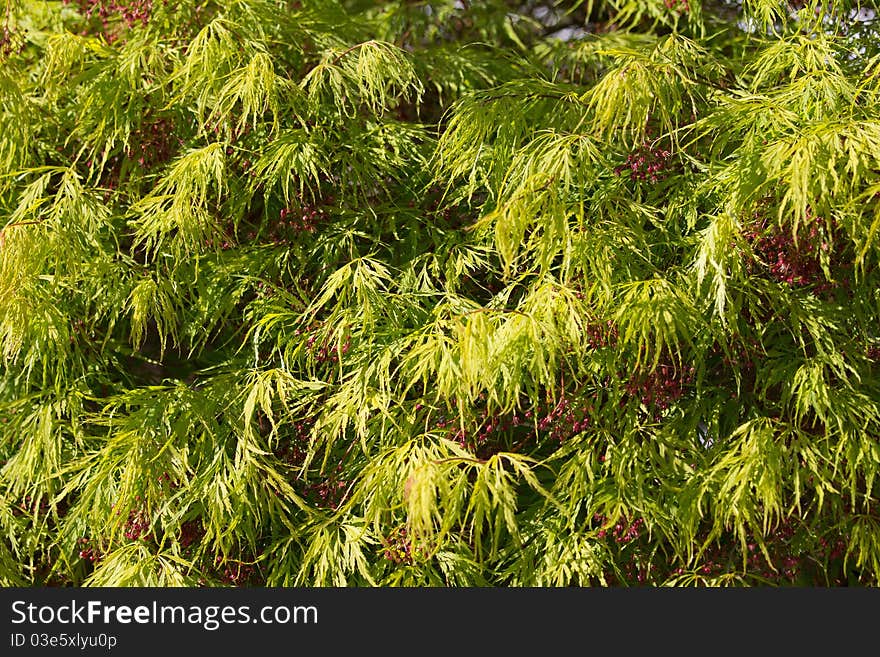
[2,0,880,586]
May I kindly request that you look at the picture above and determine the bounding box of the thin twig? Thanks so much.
[330,40,375,67]
[0,220,43,248]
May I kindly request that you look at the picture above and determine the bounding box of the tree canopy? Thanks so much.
[1,0,880,586]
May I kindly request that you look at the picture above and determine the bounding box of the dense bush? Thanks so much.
[1,0,879,586]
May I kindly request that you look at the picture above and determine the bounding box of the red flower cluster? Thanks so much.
[586,320,618,350]
[742,215,829,287]
[278,204,326,234]
[305,330,351,365]
[303,475,348,510]
[126,115,179,170]
[77,538,102,564]
[274,417,314,467]
[13,495,49,517]
[614,142,672,183]
[1,22,26,57]
[670,512,864,585]
[594,513,645,544]
[66,0,154,34]
[433,388,595,457]
[251,195,333,245]
[178,519,204,550]
[123,507,151,541]
[534,394,593,443]
[381,526,423,565]
[0,26,12,58]
[624,362,695,415]
[664,0,690,13]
